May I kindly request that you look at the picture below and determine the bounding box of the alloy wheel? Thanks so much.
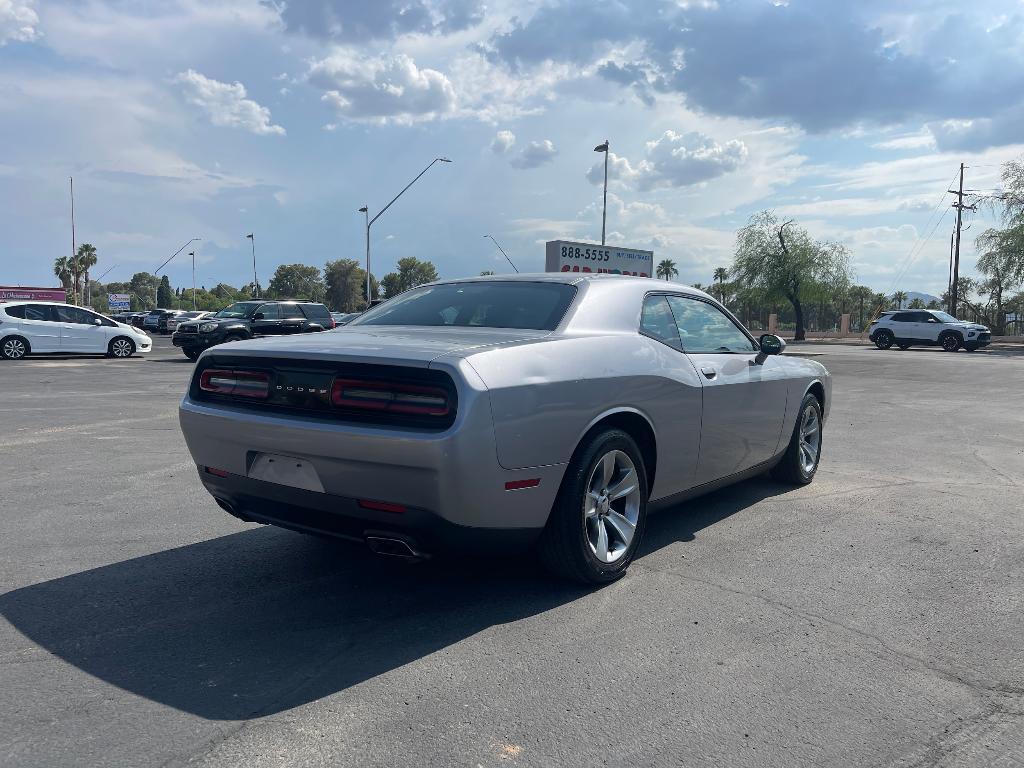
[112,339,133,357]
[583,450,642,563]
[3,338,27,359]
[798,405,821,474]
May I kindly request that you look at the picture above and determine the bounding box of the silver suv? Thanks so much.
[868,309,990,352]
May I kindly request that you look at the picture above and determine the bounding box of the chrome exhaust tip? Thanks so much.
[365,535,422,559]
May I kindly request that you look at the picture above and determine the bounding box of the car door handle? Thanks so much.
[700,365,717,379]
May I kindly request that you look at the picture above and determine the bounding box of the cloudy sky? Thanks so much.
[2,0,1022,296]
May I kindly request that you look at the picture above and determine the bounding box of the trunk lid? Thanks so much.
[203,325,550,367]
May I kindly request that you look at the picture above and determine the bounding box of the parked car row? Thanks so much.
[1,301,152,358]
[172,300,335,360]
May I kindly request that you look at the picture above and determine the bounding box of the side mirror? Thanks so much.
[758,334,786,357]
[93,318,103,326]
[253,312,265,320]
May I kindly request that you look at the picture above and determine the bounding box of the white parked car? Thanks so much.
[868,309,991,352]
[0,301,153,359]
[166,311,210,333]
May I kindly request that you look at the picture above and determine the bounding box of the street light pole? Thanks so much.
[359,157,451,306]
[152,238,201,310]
[483,235,519,273]
[245,233,258,297]
[188,251,197,310]
[594,140,609,246]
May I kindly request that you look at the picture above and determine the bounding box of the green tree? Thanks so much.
[712,266,728,299]
[656,259,678,281]
[848,285,875,331]
[324,259,372,311]
[73,243,98,306]
[266,264,325,301]
[380,257,439,297]
[891,290,907,309]
[129,272,157,309]
[157,275,174,308]
[731,212,852,341]
[972,158,1024,333]
[53,257,73,296]
[908,297,925,309]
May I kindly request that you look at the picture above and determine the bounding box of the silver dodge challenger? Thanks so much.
[179,274,830,583]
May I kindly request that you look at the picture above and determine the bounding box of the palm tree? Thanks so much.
[656,259,679,281]
[713,267,728,301]
[53,257,73,296]
[891,290,907,309]
[74,243,98,306]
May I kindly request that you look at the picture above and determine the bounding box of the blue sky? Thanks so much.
[1,0,1022,296]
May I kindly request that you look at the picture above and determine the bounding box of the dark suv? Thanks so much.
[172,300,335,360]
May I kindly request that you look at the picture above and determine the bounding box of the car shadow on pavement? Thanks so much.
[0,478,785,721]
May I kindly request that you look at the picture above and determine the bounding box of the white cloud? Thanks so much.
[0,0,39,44]
[588,131,747,191]
[310,52,456,125]
[491,129,516,154]
[175,70,285,136]
[872,132,936,151]
[510,139,558,169]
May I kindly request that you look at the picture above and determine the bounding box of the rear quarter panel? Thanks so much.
[460,334,704,500]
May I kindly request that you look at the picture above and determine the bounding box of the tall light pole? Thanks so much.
[359,157,452,306]
[188,250,197,310]
[594,140,609,246]
[483,235,519,273]
[245,233,258,297]
[152,238,200,311]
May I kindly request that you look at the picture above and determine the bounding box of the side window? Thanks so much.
[299,304,331,321]
[256,303,281,320]
[280,304,304,320]
[55,306,97,325]
[914,312,932,323]
[665,295,756,353]
[21,305,55,321]
[640,295,682,350]
[890,312,911,323]
[4,305,26,319]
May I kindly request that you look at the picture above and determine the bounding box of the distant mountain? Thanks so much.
[900,291,942,307]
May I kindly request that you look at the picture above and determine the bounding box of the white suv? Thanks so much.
[0,301,152,359]
[868,309,991,352]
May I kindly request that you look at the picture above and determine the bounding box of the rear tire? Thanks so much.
[771,393,823,485]
[107,337,135,358]
[940,332,961,352]
[1,335,30,359]
[874,330,893,350]
[539,429,648,585]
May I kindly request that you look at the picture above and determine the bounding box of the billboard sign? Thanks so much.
[0,286,67,303]
[108,293,131,312]
[545,240,653,277]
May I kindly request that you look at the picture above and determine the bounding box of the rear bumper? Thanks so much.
[178,374,566,536]
[197,468,542,556]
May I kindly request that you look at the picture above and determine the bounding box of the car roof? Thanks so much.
[429,272,714,298]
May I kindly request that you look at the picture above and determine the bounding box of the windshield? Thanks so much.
[930,311,959,323]
[350,282,577,331]
[214,302,260,319]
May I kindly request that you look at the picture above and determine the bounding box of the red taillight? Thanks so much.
[330,378,450,416]
[205,466,231,478]
[199,369,270,399]
[358,499,407,514]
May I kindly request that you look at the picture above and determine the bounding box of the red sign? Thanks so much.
[0,286,67,303]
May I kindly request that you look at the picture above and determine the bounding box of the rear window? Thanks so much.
[5,304,53,321]
[299,303,331,321]
[351,282,577,331]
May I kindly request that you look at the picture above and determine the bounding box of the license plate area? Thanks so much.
[248,453,325,493]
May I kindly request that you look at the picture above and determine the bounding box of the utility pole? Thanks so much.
[594,140,609,245]
[188,251,197,310]
[70,177,76,305]
[949,163,976,317]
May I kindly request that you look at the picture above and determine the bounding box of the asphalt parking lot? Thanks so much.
[2,337,1023,767]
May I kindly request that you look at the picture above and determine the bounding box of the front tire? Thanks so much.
[897,343,911,350]
[539,429,648,585]
[940,332,961,352]
[771,393,823,485]
[1,336,30,360]
[107,337,135,358]
[874,330,894,350]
